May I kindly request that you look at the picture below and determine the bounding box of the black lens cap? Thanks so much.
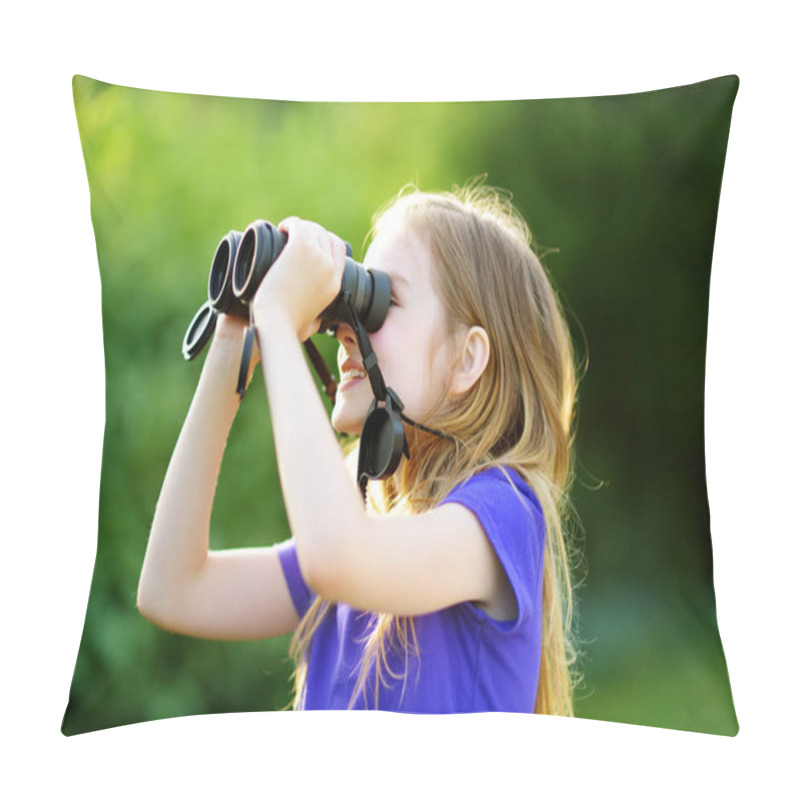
[358,404,406,480]
[182,301,217,360]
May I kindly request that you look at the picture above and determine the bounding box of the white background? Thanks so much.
[1,1,797,796]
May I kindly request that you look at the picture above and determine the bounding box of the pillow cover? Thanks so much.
[63,75,739,735]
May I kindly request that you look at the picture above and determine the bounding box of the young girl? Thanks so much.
[138,184,579,715]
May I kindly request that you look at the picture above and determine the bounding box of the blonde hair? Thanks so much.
[289,182,581,715]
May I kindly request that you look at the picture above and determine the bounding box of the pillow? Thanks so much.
[63,75,739,735]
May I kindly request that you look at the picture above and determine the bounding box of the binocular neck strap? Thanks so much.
[340,295,456,444]
[339,294,457,503]
[340,292,388,402]
[236,322,256,401]
[235,311,338,405]
[303,340,338,404]
[237,293,456,504]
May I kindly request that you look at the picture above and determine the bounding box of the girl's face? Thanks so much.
[331,216,455,435]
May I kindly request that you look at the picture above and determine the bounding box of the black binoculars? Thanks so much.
[182,219,391,360]
[180,218,419,495]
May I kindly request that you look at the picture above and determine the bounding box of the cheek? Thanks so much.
[375,323,448,405]
[368,322,398,368]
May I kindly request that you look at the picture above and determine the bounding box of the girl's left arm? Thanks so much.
[253,219,512,620]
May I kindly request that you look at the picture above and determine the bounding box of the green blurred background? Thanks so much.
[63,75,738,735]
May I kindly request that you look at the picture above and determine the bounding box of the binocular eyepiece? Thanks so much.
[182,220,391,360]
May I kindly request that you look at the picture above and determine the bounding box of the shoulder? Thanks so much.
[441,465,544,529]
[438,465,546,623]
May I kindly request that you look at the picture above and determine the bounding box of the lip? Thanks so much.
[338,358,367,393]
[338,375,365,393]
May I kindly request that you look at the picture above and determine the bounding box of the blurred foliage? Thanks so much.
[63,75,739,735]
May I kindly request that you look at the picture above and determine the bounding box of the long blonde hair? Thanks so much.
[289,183,581,715]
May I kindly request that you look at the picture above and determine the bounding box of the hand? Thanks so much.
[251,217,346,342]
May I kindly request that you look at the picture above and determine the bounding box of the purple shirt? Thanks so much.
[276,466,545,713]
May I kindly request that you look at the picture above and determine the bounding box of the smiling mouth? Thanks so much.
[339,367,367,390]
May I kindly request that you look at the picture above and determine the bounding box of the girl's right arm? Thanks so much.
[136,315,300,641]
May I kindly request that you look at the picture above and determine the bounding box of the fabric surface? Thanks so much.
[277,466,545,712]
[63,75,740,736]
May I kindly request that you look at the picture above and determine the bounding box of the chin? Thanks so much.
[331,402,367,436]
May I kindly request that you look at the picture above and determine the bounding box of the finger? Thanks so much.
[277,216,300,234]
[278,217,331,262]
[327,232,347,284]
[327,231,346,261]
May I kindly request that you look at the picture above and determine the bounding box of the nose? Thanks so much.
[336,322,357,348]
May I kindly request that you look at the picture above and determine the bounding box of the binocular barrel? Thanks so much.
[208,230,249,319]
[230,221,286,304]
[230,220,390,333]
[183,219,391,360]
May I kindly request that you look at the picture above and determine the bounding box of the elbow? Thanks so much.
[298,544,343,602]
[136,596,160,628]
[136,584,162,628]
[136,577,177,632]
[292,492,367,603]
[296,532,354,604]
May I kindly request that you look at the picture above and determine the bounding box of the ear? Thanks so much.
[450,325,490,397]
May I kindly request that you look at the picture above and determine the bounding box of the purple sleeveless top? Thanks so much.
[276,466,545,713]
